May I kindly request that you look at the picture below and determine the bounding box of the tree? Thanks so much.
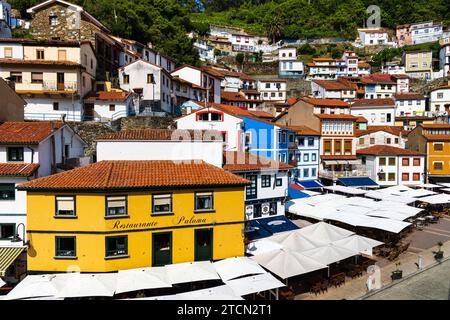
[213,48,222,57]
[236,53,245,64]
[264,14,283,44]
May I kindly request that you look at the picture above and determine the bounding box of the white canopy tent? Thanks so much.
[246,239,284,256]
[213,257,267,282]
[299,193,347,206]
[301,244,359,266]
[165,261,221,285]
[297,221,355,244]
[175,285,244,300]
[251,249,328,279]
[3,274,60,300]
[438,183,450,188]
[300,190,321,196]
[441,188,450,193]
[53,273,117,298]
[400,189,437,198]
[267,230,327,251]
[414,183,443,189]
[324,185,368,196]
[365,210,415,221]
[417,193,450,205]
[365,190,417,204]
[331,235,384,257]
[224,273,285,297]
[115,267,172,294]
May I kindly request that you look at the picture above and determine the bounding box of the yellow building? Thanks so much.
[407,124,450,182]
[394,116,436,130]
[18,160,249,273]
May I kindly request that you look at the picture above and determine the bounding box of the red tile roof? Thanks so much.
[97,129,224,141]
[248,111,274,119]
[361,74,396,85]
[420,124,450,129]
[423,135,450,141]
[355,125,404,137]
[0,163,40,177]
[312,80,354,91]
[0,59,81,67]
[17,160,250,191]
[223,151,293,172]
[221,91,250,102]
[351,98,395,107]
[0,121,64,144]
[285,125,320,136]
[358,62,371,68]
[301,97,349,107]
[84,91,133,102]
[393,93,425,100]
[356,145,424,156]
[356,116,368,123]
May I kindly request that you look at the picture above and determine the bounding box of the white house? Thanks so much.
[350,99,395,126]
[258,80,287,102]
[392,93,427,117]
[410,21,443,45]
[175,104,244,151]
[311,79,356,101]
[357,145,425,186]
[306,58,337,80]
[223,151,291,220]
[83,91,135,121]
[382,63,406,75]
[361,74,399,99]
[439,39,450,77]
[231,33,256,53]
[119,59,172,113]
[429,85,450,116]
[358,29,389,46]
[278,48,304,79]
[96,129,224,168]
[171,65,222,104]
[0,121,86,283]
[356,126,406,150]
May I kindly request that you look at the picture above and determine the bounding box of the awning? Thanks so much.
[288,184,310,199]
[297,180,324,189]
[338,177,378,187]
[257,216,300,234]
[164,261,221,285]
[224,273,285,296]
[245,220,273,241]
[213,257,267,282]
[0,247,25,277]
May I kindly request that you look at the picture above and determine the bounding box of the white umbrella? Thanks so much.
[213,257,266,282]
[246,239,284,256]
[224,273,285,297]
[268,230,327,252]
[175,285,243,300]
[165,261,220,285]
[3,275,60,300]
[116,267,172,294]
[298,221,355,244]
[251,249,328,279]
[301,244,359,265]
[54,273,117,298]
[332,235,384,256]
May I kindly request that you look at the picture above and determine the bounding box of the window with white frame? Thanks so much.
[55,196,75,216]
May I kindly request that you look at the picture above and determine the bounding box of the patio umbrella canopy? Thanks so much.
[4,274,60,300]
[224,273,285,297]
[267,230,327,252]
[251,249,328,279]
[175,285,244,300]
[164,261,220,285]
[297,221,355,244]
[301,244,359,266]
[115,267,172,294]
[53,273,117,298]
[213,257,267,282]
[246,239,283,256]
[331,235,384,257]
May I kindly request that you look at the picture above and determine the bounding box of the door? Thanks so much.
[152,232,172,267]
[84,103,94,119]
[194,229,213,261]
[57,73,65,91]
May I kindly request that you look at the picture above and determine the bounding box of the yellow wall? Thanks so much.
[26,187,245,273]
[427,141,450,176]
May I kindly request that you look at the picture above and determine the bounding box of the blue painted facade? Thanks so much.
[291,134,321,182]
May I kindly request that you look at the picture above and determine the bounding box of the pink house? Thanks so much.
[396,24,412,47]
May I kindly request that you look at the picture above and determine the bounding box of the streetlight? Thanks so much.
[11,223,30,247]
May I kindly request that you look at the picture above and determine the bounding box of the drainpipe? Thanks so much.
[26,146,35,163]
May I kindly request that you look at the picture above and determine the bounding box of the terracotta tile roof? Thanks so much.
[420,124,450,129]
[355,125,404,137]
[208,69,254,81]
[0,121,64,144]
[321,155,358,160]
[301,97,349,107]
[287,97,298,105]
[241,89,259,94]
[356,116,368,123]
[221,91,249,102]
[423,135,450,141]
[361,74,396,85]
[0,163,40,177]
[84,91,133,102]
[248,111,274,119]
[351,98,395,107]
[97,129,224,141]
[202,67,225,79]
[223,151,293,172]
[357,145,424,156]
[358,62,371,68]
[315,114,357,120]
[0,59,81,67]
[393,93,425,100]
[312,80,354,91]
[17,160,250,191]
[306,63,337,68]
[285,125,320,136]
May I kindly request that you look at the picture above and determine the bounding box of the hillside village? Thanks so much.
[0,0,450,301]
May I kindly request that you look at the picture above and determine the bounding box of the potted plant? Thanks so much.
[391,262,403,280]
[434,241,444,261]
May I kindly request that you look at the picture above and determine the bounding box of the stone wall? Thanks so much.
[117,116,176,131]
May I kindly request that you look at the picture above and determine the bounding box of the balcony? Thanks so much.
[15,80,78,94]
[319,168,370,180]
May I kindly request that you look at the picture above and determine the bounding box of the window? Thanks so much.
[308,138,314,147]
[303,168,309,178]
[210,112,222,121]
[324,140,332,154]
[395,138,399,144]
[10,71,22,83]
[388,158,396,166]
[123,74,130,84]
[0,224,15,240]
[109,104,115,112]
[4,47,12,58]
[147,74,154,84]
[36,49,44,60]
[379,157,386,166]
[334,140,342,154]
[275,178,283,187]
[49,15,58,26]
[0,184,15,201]
[195,192,214,211]
[437,93,444,99]
[7,147,24,162]
[402,158,410,166]
[31,72,43,84]
[434,143,444,151]
[312,153,317,162]
[413,158,421,166]
[378,172,386,181]
[413,173,420,181]
[388,173,396,181]
[311,168,317,177]
[370,138,375,144]
[303,153,309,162]
[402,173,409,181]
[298,138,305,146]
[433,162,443,170]
[386,138,391,144]
[105,236,128,257]
[344,140,352,154]
[359,138,365,144]
[53,102,59,111]
[265,83,270,89]
[152,194,172,214]
[261,175,271,188]
[55,196,75,216]
[245,175,257,199]
[105,196,127,217]
[55,237,76,258]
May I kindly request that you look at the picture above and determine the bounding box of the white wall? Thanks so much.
[351,106,395,125]
[0,43,23,59]
[24,98,83,122]
[357,131,405,150]
[430,88,450,115]
[394,99,426,116]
